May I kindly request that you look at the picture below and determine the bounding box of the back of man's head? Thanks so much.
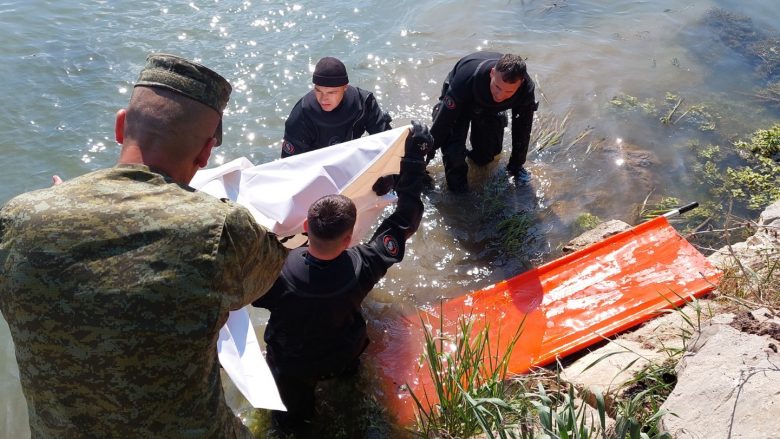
[307,194,357,243]
[495,54,527,83]
[123,54,232,163]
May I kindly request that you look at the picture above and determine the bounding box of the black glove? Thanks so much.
[404,120,434,162]
[372,174,399,196]
[425,147,437,164]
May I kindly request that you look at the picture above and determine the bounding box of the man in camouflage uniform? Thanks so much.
[0,54,288,438]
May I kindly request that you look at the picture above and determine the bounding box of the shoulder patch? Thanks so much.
[282,140,295,155]
[443,95,456,110]
[382,235,400,257]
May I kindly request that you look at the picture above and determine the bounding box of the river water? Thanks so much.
[1,0,778,436]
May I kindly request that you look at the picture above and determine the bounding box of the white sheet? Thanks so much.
[191,126,409,409]
[191,126,409,246]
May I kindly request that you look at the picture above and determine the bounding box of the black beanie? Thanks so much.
[312,57,349,87]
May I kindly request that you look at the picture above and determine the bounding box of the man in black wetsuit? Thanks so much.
[254,121,432,435]
[430,52,538,192]
[280,56,393,157]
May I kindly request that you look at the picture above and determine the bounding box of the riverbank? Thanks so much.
[543,197,780,438]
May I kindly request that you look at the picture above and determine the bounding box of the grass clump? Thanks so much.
[712,123,780,211]
[409,314,525,438]
[481,174,510,219]
[735,123,780,162]
[478,174,537,260]
[497,213,535,256]
[609,94,657,115]
[609,92,718,132]
[407,309,688,438]
[573,213,602,235]
[408,311,615,439]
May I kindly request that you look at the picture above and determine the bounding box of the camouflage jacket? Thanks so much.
[0,164,287,438]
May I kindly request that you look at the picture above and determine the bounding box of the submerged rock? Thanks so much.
[561,219,631,253]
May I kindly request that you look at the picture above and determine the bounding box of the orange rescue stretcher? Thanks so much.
[369,203,723,424]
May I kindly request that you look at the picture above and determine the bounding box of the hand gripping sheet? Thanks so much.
[189,127,409,409]
[369,216,722,424]
[191,126,409,247]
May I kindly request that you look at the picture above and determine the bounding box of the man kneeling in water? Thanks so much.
[253,121,433,435]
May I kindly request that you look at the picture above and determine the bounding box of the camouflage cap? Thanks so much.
[135,53,231,113]
[135,54,232,144]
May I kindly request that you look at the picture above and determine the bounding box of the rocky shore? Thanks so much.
[559,199,780,438]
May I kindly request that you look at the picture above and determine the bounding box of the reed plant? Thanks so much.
[409,314,525,438]
[408,312,628,438]
[407,293,721,438]
[497,213,535,256]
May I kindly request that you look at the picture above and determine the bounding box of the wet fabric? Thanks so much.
[0,164,287,438]
[191,126,411,246]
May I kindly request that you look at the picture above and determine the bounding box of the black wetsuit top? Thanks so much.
[430,51,537,169]
[252,157,425,377]
[281,85,392,157]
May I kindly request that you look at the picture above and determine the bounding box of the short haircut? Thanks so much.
[307,194,357,241]
[495,54,527,83]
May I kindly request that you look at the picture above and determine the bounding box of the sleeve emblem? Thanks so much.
[282,140,296,155]
[443,95,456,110]
[382,235,399,257]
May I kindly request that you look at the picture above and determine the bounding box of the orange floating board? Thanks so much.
[369,216,722,424]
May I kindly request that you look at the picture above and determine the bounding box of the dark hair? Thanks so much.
[307,194,357,241]
[495,54,527,83]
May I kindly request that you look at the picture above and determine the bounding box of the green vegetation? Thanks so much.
[609,92,718,132]
[409,315,525,438]
[479,175,537,259]
[532,111,569,152]
[481,174,511,219]
[735,124,780,161]
[721,166,780,210]
[609,94,656,115]
[497,213,535,256]
[703,8,780,81]
[711,124,780,210]
[612,115,780,250]
[407,310,623,439]
[703,124,780,212]
[573,213,602,235]
[406,307,713,438]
